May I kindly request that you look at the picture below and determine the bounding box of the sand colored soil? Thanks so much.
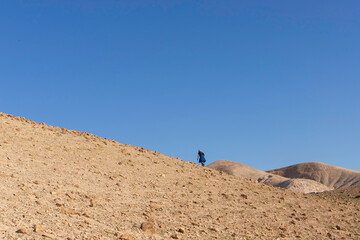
[0,112,359,239]
[207,160,331,193]
[267,162,360,189]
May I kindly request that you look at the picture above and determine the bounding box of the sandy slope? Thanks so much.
[207,160,331,193]
[267,162,360,189]
[322,183,360,199]
[0,112,359,239]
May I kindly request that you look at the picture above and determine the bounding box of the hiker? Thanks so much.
[197,150,206,166]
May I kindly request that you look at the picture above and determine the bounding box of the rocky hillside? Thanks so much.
[267,162,360,189]
[207,160,331,193]
[322,183,360,199]
[0,113,359,239]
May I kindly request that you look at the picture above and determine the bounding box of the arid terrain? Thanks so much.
[321,183,360,199]
[208,159,360,194]
[0,112,359,239]
[267,162,360,189]
[207,160,331,193]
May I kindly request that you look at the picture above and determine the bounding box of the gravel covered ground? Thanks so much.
[0,113,359,239]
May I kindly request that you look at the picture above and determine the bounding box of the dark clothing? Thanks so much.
[198,151,206,166]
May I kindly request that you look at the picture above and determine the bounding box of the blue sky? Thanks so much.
[1,1,360,170]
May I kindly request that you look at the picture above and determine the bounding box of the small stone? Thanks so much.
[16,228,27,234]
[140,221,156,234]
[178,227,185,233]
[279,233,286,237]
[119,234,134,240]
[90,198,97,207]
[66,193,74,200]
[279,226,288,232]
[122,211,130,216]
[34,224,44,232]
[143,211,151,218]
[171,233,180,239]
[42,232,56,238]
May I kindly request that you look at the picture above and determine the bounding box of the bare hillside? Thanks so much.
[322,183,360,199]
[0,113,359,239]
[267,162,360,189]
[207,160,331,193]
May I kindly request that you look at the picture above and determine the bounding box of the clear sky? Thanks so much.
[1,1,360,170]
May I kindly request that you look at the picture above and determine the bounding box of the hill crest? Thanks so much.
[207,160,331,193]
[267,161,360,189]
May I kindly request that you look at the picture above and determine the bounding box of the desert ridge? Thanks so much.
[267,161,360,189]
[0,112,359,239]
[208,160,360,193]
[207,160,331,193]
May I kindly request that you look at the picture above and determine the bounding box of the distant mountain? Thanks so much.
[207,160,331,193]
[266,162,360,189]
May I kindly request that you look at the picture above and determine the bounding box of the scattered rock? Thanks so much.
[121,211,130,216]
[16,228,27,234]
[221,193,230,200]
[241,194,248,199]
[59,207,80,216]
[279,226,288,232]
[178,227,185,233]
[140,221,156,234]
[66,192,74,200]
[279,232,286,237]
[119,233,134,240]
[83,212,90,218]
[90,198,97,207]
[336,225,343,230]
[34,224,45,232]
[171,233,180,239]
[42,232,56,238]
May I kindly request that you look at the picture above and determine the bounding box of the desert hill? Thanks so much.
[0,112,359,239]
[339,182,360,197]
[267,162,360,189]
[321,182,360,199]
[207,160,331,193]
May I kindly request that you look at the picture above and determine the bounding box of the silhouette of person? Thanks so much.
[197,150,206,166]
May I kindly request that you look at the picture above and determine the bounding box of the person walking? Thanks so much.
[197,150,206,166]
